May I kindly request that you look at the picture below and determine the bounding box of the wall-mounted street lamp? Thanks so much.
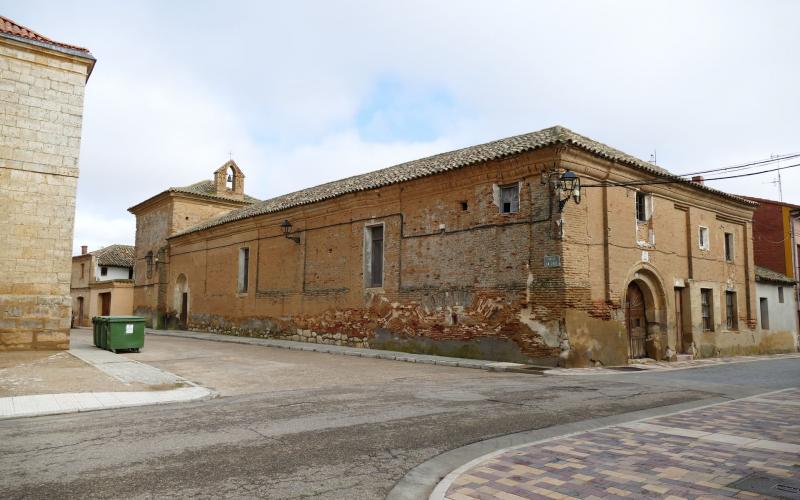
[555,170,582,212]
[280,219,301,243]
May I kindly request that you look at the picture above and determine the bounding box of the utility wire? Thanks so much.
[582,162,800,188]
[675,152,800,177]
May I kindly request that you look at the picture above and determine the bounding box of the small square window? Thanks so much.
[499,184,519,214]
[698,226,710,250]
[459,201,468,211]
[101,266,108,276]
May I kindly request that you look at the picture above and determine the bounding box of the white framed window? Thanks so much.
[635,192,653,222]
[698,226,710,250]
[364,224,384,288]
[237,247,250,293]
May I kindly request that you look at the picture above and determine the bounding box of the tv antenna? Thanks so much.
[764,153,783,201]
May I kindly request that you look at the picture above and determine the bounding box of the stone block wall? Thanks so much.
[0,37,92,350]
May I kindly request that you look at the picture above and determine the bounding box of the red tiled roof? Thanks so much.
[0,15,90,53]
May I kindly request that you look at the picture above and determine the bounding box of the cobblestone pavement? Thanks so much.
[439,388,800,499]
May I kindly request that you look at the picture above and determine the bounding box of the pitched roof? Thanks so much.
[755,266,796,285]
[743,196,800,210]
[171,125,758,238]
[90,244,135,268]
[0,15,92,55]
[128,179,260,213]
[170,180,260,204]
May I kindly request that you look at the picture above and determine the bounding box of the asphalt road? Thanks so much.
[0,334,797,499]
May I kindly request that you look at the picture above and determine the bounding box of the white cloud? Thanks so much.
[0,0,797,255]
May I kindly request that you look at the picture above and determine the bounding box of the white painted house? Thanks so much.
[755,266,799,350]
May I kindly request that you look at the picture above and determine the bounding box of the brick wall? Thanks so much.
[0,37,92,350]
[164,144,789,366]
[752,201,787,275]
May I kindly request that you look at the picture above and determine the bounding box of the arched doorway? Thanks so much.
[626,282,647,358]
[175,274,188,329]
[623,266,668,360]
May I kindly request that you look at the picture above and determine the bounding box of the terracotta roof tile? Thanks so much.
[0,15,91,54]
[172,126,758,238]
[755,266,796,285]
[170,180,260,204]
[90,244,135,268]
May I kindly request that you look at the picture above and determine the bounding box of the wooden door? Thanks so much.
[78,297,84,326]
[100,293,111,316]
[180,292,188,329]
[626,282,647,358]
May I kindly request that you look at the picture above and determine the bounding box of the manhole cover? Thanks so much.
[729,473,800,499]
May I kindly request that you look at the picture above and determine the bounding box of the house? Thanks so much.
[755,266,798,350]
[0,16,95,351]
[70,245,135,326]
[746,196,800,333]
[132,126,797,366]
[127,160,259,328]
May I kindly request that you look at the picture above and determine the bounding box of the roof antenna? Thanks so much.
[764,153,783,201]
[648,149,657,165]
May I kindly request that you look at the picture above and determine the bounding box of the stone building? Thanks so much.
[70,244,135,326]
[135,126,796,366]
[128,160,259,328]
[0,16,95,351]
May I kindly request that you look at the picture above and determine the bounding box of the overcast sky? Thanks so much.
[2,1,798,253]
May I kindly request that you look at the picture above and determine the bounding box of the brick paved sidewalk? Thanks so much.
[435,388,800,499]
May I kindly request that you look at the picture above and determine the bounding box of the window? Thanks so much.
[128,268,133,280]
[365,225,384,287]
[499,184,519,214]
[101,266,108,277]
[460,200,468,211]
[724,233,734,261]
[80,263,85,279]
[701,288,713,331]
[146,251,153,279]
[725,291,737,330]
[760,297,769,329]
[237,247,249,293]
[778,287,784,303]
[636,192,652,222]
[698,226,710,250]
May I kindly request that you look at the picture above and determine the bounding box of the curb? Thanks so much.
[0,386,217,421]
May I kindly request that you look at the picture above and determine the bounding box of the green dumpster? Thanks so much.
[91,316,100,347]
[95,316,145,353]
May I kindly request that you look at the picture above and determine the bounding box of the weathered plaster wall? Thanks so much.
[0,38,91,350]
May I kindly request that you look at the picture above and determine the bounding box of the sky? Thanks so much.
[2,0,798,253]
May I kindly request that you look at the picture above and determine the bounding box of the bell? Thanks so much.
[226,174,233,183]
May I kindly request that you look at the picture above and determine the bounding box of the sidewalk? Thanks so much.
[149,328,800,375]
[0,331,215,419]
[433,387,800,499]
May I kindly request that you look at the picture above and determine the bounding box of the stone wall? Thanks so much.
[0,37,92,350]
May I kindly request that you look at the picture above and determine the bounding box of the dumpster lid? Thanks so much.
[98,316,146,322]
